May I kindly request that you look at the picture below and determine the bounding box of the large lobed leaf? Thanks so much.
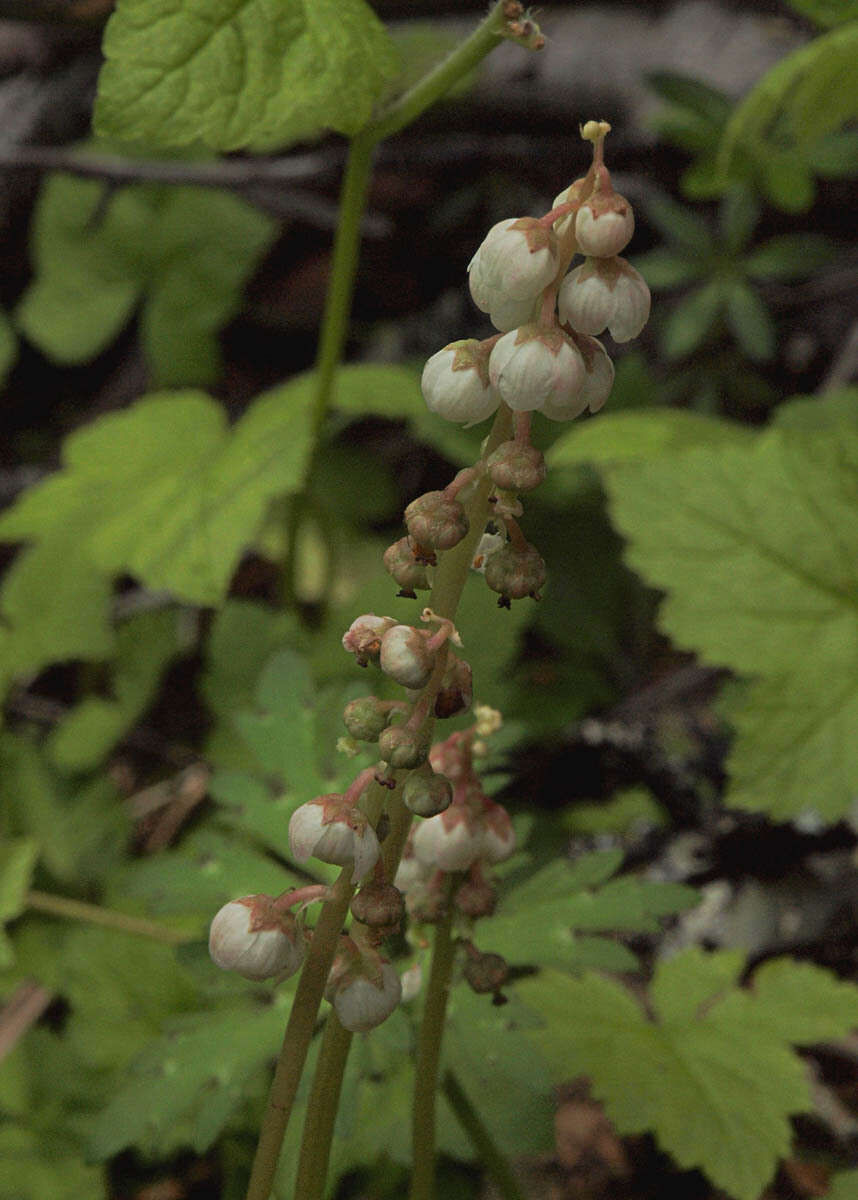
[18,171,276,387]
[599,412,858,821]
[94,0,399,151]
[0,382,316,609]
[518,948,858,1200]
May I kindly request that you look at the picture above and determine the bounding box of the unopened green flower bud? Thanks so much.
[487,440,547,493]
[378,724,431,769]
[402,762,453,817]
[383,537,431,598]
[405,491,469,552]
[343,696,393,742]
[484,541,547,604]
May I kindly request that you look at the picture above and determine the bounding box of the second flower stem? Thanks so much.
[292,1012,353,1200]
[408,881,458,1200]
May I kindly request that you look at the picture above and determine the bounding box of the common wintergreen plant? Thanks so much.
[3,5,858,1200]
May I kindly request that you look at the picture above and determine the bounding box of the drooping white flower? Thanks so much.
[379,624,436,690]
[288,796,380,883]
[331,961,402,1032]
[481,803,516,864]
[541,334,614,421]
[559,256,650,344]
[208,896,305,981]
[489,324,585,414]
[421,339,499,426]
[574,191,635,258]
[468,218,558,314]
[413,806,484,872]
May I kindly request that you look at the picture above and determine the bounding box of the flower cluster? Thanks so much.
[422,120,649,428]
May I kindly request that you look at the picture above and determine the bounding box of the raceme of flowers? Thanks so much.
[207,122,639,1034]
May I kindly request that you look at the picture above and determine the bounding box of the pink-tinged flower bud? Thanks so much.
[421,339,499,426]
[405,491,469,552]
[481,803,516,864]
[288,796,380,883]
[484,541,547,603]
[574,191,634,258]
[434,657,473,719]
[331,961,402,1033]
[541,333,614,421]
[413,806,484,872]
[378,723,431,769]
[379,624,436,690]
[402,762,454,817]
[350,882,405,929]
[208,896,305,981]
[468,217,558,313]
[558,257,650,343]
[394,842,429,892]
[342,696,393,742]
[463,950,509,995]
[487,440,547,492]
[400,961,424,1002]
[489,325,584,414]
[383,537,431,598]
[342,614,397,667]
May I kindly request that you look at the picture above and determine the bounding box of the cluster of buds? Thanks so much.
[421,120,649,429]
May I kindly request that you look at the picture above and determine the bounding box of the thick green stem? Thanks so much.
[369,2,511,143]
[244,867,356,1200]
[293,1013,353,1200]
[442,1071,526,1200]
[26,890,187,944]
[310,132,375,436]
[409,887,458,1200]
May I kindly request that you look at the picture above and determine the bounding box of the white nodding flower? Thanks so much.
[288,797,380,883]
[489,324,585,414]
[468,217,558,314]
[487,293,540,334]
[332,961,402,1033]
[413,807,485,872]
[481,803,516,864]
[421,339,500,426]
[379,624,436,690]
[541,334,614,421]
[574,192,635,258]
[558,257,650,343]
[208,897,305,981]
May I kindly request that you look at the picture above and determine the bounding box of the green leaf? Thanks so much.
[631,248,705,290]
[0,837,39,967]
[604,426,858,820]
[744,233,836,280]
[519,949,858,1200]
[719,185,760,255]
[829,1171,858,1199]
[0,382,316,607]
[94,0,398,152]
[661,281,724,360]
[210,649,368,862]
[17,171,276,386]
[805,128,858,175]
[784,0,858,24]
[88,999,287,1158]
[723,279,776,362]
[0,1123,106,1200]
[62,926,200,1070]
[547,409,750,472]
[0,545,114,700]
[563,787,667,837]
[114,826,300,924]
[478,852,697,973]
[0,734,128,886]
[718,24,858,200]
[641,192,714,255]
[47,609,185,771]
[645,71,732,125]
[773,387,858,430]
